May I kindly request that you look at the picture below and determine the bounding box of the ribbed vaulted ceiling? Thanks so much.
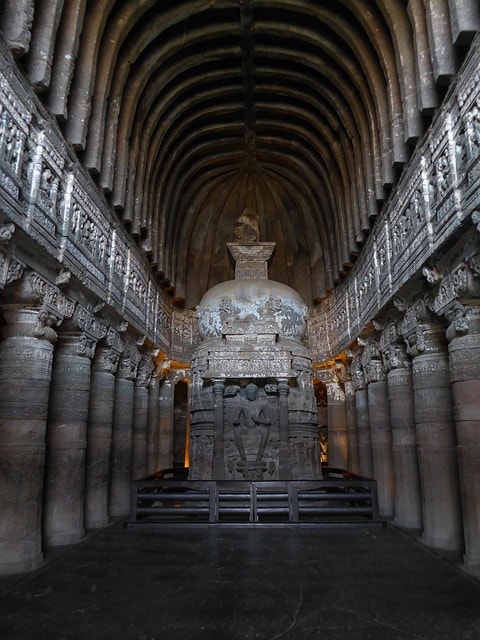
[1,0,478,307]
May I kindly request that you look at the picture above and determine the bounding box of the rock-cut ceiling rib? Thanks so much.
[1,0,478,307]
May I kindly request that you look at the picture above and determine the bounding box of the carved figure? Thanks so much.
[232,382,271,463]
[233,207,260,242]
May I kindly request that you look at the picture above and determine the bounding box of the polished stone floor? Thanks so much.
[0,523,479,640]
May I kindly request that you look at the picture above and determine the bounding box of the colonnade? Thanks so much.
[318,255,480,577]
[0,269,185,575]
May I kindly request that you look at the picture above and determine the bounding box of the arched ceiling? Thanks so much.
[1,0,478,307]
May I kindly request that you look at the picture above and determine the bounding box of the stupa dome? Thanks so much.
[196,277,307,341]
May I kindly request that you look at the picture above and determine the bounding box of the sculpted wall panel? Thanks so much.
[0,45,173,347]
[309,36,480,362]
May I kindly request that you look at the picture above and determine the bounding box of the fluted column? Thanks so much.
[146,377,160,475]
[132,354,155,480]
[43,308,106,546]
[84,327,122,529]
[344,378,360,474]
[402,299,463,552]
[362,337,395,518]
[0,273,74,574]
[380,322,422,530]
[350,352,373,477]
[109,342,139,517]
[277,378,291,479]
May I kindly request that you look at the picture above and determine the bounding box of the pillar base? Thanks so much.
[0,553,43,575]
[86,517,110,530]
[45,530,85,547]
[463,557,480,578]
[422,532,463,554]
[393,517,422,531]
[109,508,129,518]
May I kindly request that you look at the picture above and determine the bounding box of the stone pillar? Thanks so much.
[132,354,155,480]
[444,297,480,574]
[325,370,348,470]
[350,352,373,477]
[344,378,360,474]
[84,328,122,529]
[277,378,291,480]
[212,377,225,479]
[380,322,422,530]
[428,249,480,574]
[109,343,139,517]
[0,272,74,574]
[0,307,56,573]
[158,376,174,470]
[402,299,463,552]
[445,307,480,573]
[362,337,395,518]
[146,377,160,475]
[43,308,106,546]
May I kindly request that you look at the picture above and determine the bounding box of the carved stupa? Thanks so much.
[189,209,321,481]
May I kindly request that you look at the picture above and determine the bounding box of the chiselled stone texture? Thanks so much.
[307,38,480,361]
[423,255,480,572]
[362,338,395,518]
[146,378,160,476]
[158,377,176,473]
[84,329,122,529]
[0,45,174,352]
[44,305,107,544]
[0,306,56,574]
[350,353,373,478]
[315,364,348,470]
[43,330,93,547]
[380,322,422,530]
[109,342,140,517]
[344,380,360,475]
[132,354,155,480]
[402,315,463,552]
[446,306,480,575]
[191,239,320,480]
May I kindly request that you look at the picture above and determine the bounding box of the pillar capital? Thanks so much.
[379,321,411,372]
[136,353,156,388]
[445,302,480,341]
[92,327,123,374]
[400,297,447,357]
[276,377,290,395]
[360,337,386,383]
[13,270,76,319]
[349,353,367,391]
[211,377,225,395]
[117,338,141,380]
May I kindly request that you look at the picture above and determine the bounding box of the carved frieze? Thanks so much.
[0,71,31,203]
[429,259,480,318]
[77,306,108,342]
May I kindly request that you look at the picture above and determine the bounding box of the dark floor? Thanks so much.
[0,522,479,640]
